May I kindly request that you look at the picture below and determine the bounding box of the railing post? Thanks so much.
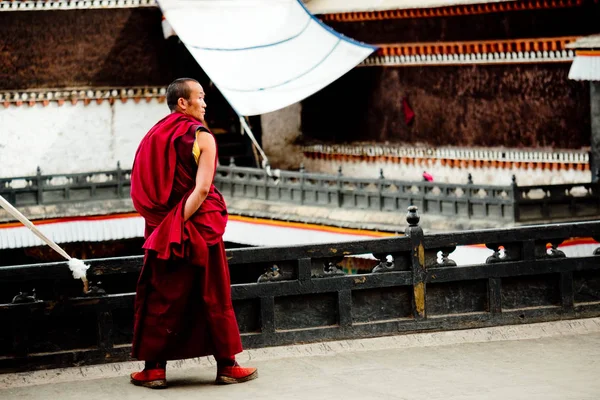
[5,178,16,205]
[511,174,520,222]
[336,166,343,208]
[229,157,235,198]
[36,166,43,205]
[596,169,600,214]
[299,163,305,205]
[263,165,269,201]
[406,206,426,320]
[378,168,384,211]
[466,173,473,219]
[116,161,123,198]
[97,311,114,352]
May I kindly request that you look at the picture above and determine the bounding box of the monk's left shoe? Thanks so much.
[130,368,167,389]
[216,363,258,384]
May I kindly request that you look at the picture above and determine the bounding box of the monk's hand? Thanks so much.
[184,187,209,221]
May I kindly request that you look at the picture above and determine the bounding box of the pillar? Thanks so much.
[591,82,600,182]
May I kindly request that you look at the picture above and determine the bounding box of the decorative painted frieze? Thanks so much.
[362,37,578,66]
[0,87,166,107]
[303,144,590,172]
[0,0,155,11]
[321,0,586,22]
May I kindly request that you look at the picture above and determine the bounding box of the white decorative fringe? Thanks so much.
[68,258,89,280]
[568,55,600,81]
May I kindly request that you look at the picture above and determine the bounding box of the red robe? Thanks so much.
[130,112,243,361]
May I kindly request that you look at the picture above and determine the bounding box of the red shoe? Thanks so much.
[216,362,258,384]
[130,368,167,389]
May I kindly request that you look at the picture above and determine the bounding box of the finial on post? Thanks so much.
[229,157,236,166]
[468,173,473,184]
[337,166,343,176]
[406,206,420,227]
[379,168,385,179]
[299,163,305,173]
[511,174,517,186]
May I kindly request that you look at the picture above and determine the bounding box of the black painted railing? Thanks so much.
[0,207,599,372]
[1,163,599,222]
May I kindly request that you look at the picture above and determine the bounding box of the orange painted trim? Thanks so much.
[0,212,141,229]
[228,215,398,237]
[0,212,398,237]
[321,0,583,22]
[376,36,578,57]
[576,50,600,56]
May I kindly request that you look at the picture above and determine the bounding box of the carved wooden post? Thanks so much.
[406,206,426,320]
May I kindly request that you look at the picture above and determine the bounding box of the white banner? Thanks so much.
[158,0,376,116]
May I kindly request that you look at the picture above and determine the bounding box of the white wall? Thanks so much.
[0,100,169,178]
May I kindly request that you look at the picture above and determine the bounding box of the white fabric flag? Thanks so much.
[158,0,376,116]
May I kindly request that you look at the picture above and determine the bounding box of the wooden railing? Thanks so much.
[0,207,599,372]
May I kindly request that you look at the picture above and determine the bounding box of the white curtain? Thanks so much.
[569,54,600,81]
[158,0,376,116]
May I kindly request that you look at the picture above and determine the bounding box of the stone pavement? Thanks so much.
[2,319,600,400]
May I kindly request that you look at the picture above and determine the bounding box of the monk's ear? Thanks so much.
[177,97,187,110]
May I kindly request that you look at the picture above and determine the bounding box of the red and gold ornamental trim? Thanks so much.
[0,87,166,108]
[321,0,586,22]
[363,36,578,66]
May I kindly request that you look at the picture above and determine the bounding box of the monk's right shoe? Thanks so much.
[130,368,167,389]
[216,363,258,384]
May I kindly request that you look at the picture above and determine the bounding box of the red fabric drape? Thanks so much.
[402,96,415,126]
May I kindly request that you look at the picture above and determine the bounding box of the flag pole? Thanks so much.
[0,195,89,292]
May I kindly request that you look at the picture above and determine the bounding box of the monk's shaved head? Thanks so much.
[166,78,200,111]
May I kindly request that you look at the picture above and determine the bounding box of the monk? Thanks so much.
[129,78,257,389]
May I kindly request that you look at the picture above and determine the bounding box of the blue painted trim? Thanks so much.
[188,15,312,52]
[221,38,343,93]
[295,0,378,52]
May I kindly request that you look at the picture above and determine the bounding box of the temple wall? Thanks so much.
[0,100,168,178]
[0,8,170,89]
[1,4,596,184]
[301,64,590,149]
[261,104,304,170]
